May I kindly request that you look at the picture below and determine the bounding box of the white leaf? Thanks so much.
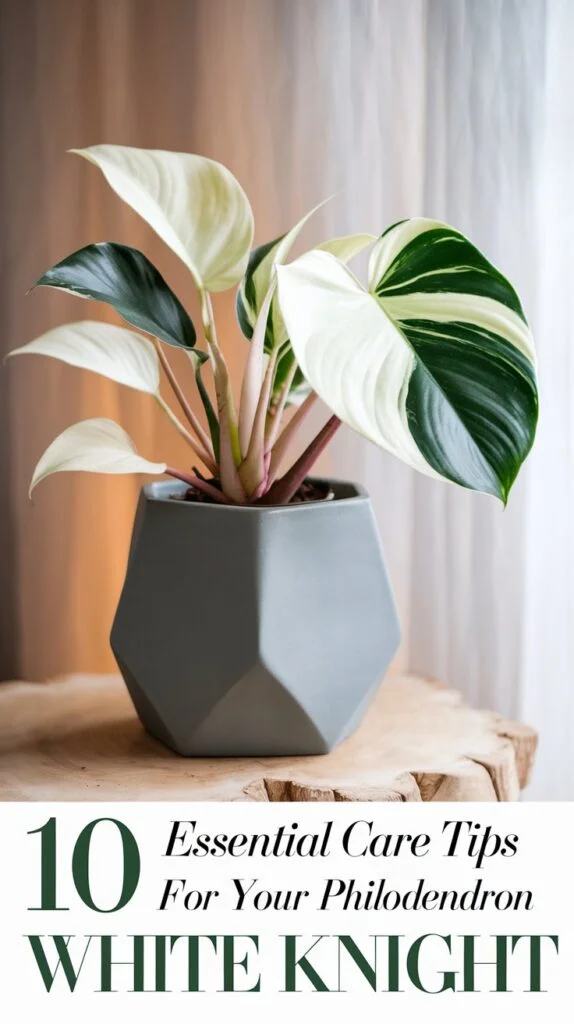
[30,418,166,495]
[316,233,376,262]
[269,232,376,350]
[276,250,435,475]
[268,231,375,353]
[71,145,254,291]
[9,321,160,394]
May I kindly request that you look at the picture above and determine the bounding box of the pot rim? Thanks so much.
[143,476,369,512]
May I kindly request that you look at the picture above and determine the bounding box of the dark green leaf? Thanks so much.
[33,242,196,349]
[235,235,285,341]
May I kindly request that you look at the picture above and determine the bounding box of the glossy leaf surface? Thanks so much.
[34,242,196,349]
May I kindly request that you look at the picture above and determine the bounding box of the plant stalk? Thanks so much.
[260,414,341,505]
[239,348,280,497]
[238,281,275,455]
[201,290,246,502]
[202,290,242,465]
[215,369,247,502]
[154,340,214,460]
[165,466,232,505]
[264,359,298,450]
[155,395,217,475]
[267,391,319,486]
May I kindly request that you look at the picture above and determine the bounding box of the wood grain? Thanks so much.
[0,674,537,801]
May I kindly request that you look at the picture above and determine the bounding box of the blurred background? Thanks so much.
[0,0,572,798]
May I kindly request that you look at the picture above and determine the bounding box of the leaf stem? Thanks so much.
[201,290,246,501]
[155,395,217,475]
[187,350,220,460]
[264,359,299,450]
[260,414,341,505]
[267,391,319,485]
[202,290,242,464]
[238,281,275,454]
[239,348,280,496]
[165,466,233,505]
[154,340,214,459]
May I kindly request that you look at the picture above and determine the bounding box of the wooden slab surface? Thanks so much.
[0,674,537,801]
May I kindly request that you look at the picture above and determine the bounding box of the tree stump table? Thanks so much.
[0,674,537,801]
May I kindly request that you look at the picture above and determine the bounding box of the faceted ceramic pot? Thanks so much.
[111,478,400,757]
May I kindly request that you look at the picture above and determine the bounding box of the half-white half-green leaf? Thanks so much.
[276,218,538,502]
[30,418,166,495]
[9,320,160,394]
[71,145,254,291]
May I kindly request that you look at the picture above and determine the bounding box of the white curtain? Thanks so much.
[2,0,571,797]
[311,0,571,799]
[198,0,568,798]
[521,0,574,799]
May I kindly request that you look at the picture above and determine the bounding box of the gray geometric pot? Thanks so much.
[111,478,400,757]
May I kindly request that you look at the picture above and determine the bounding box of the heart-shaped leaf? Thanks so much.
[276,219,537,502]
[9,320,160,394]
[30,418,166,494]
[71,146,254,291]
[33,242,196,349]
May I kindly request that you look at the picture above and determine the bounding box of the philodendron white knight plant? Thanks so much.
[11,145,538,506]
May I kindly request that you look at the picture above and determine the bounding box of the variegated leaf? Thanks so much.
[276,219,537,501]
